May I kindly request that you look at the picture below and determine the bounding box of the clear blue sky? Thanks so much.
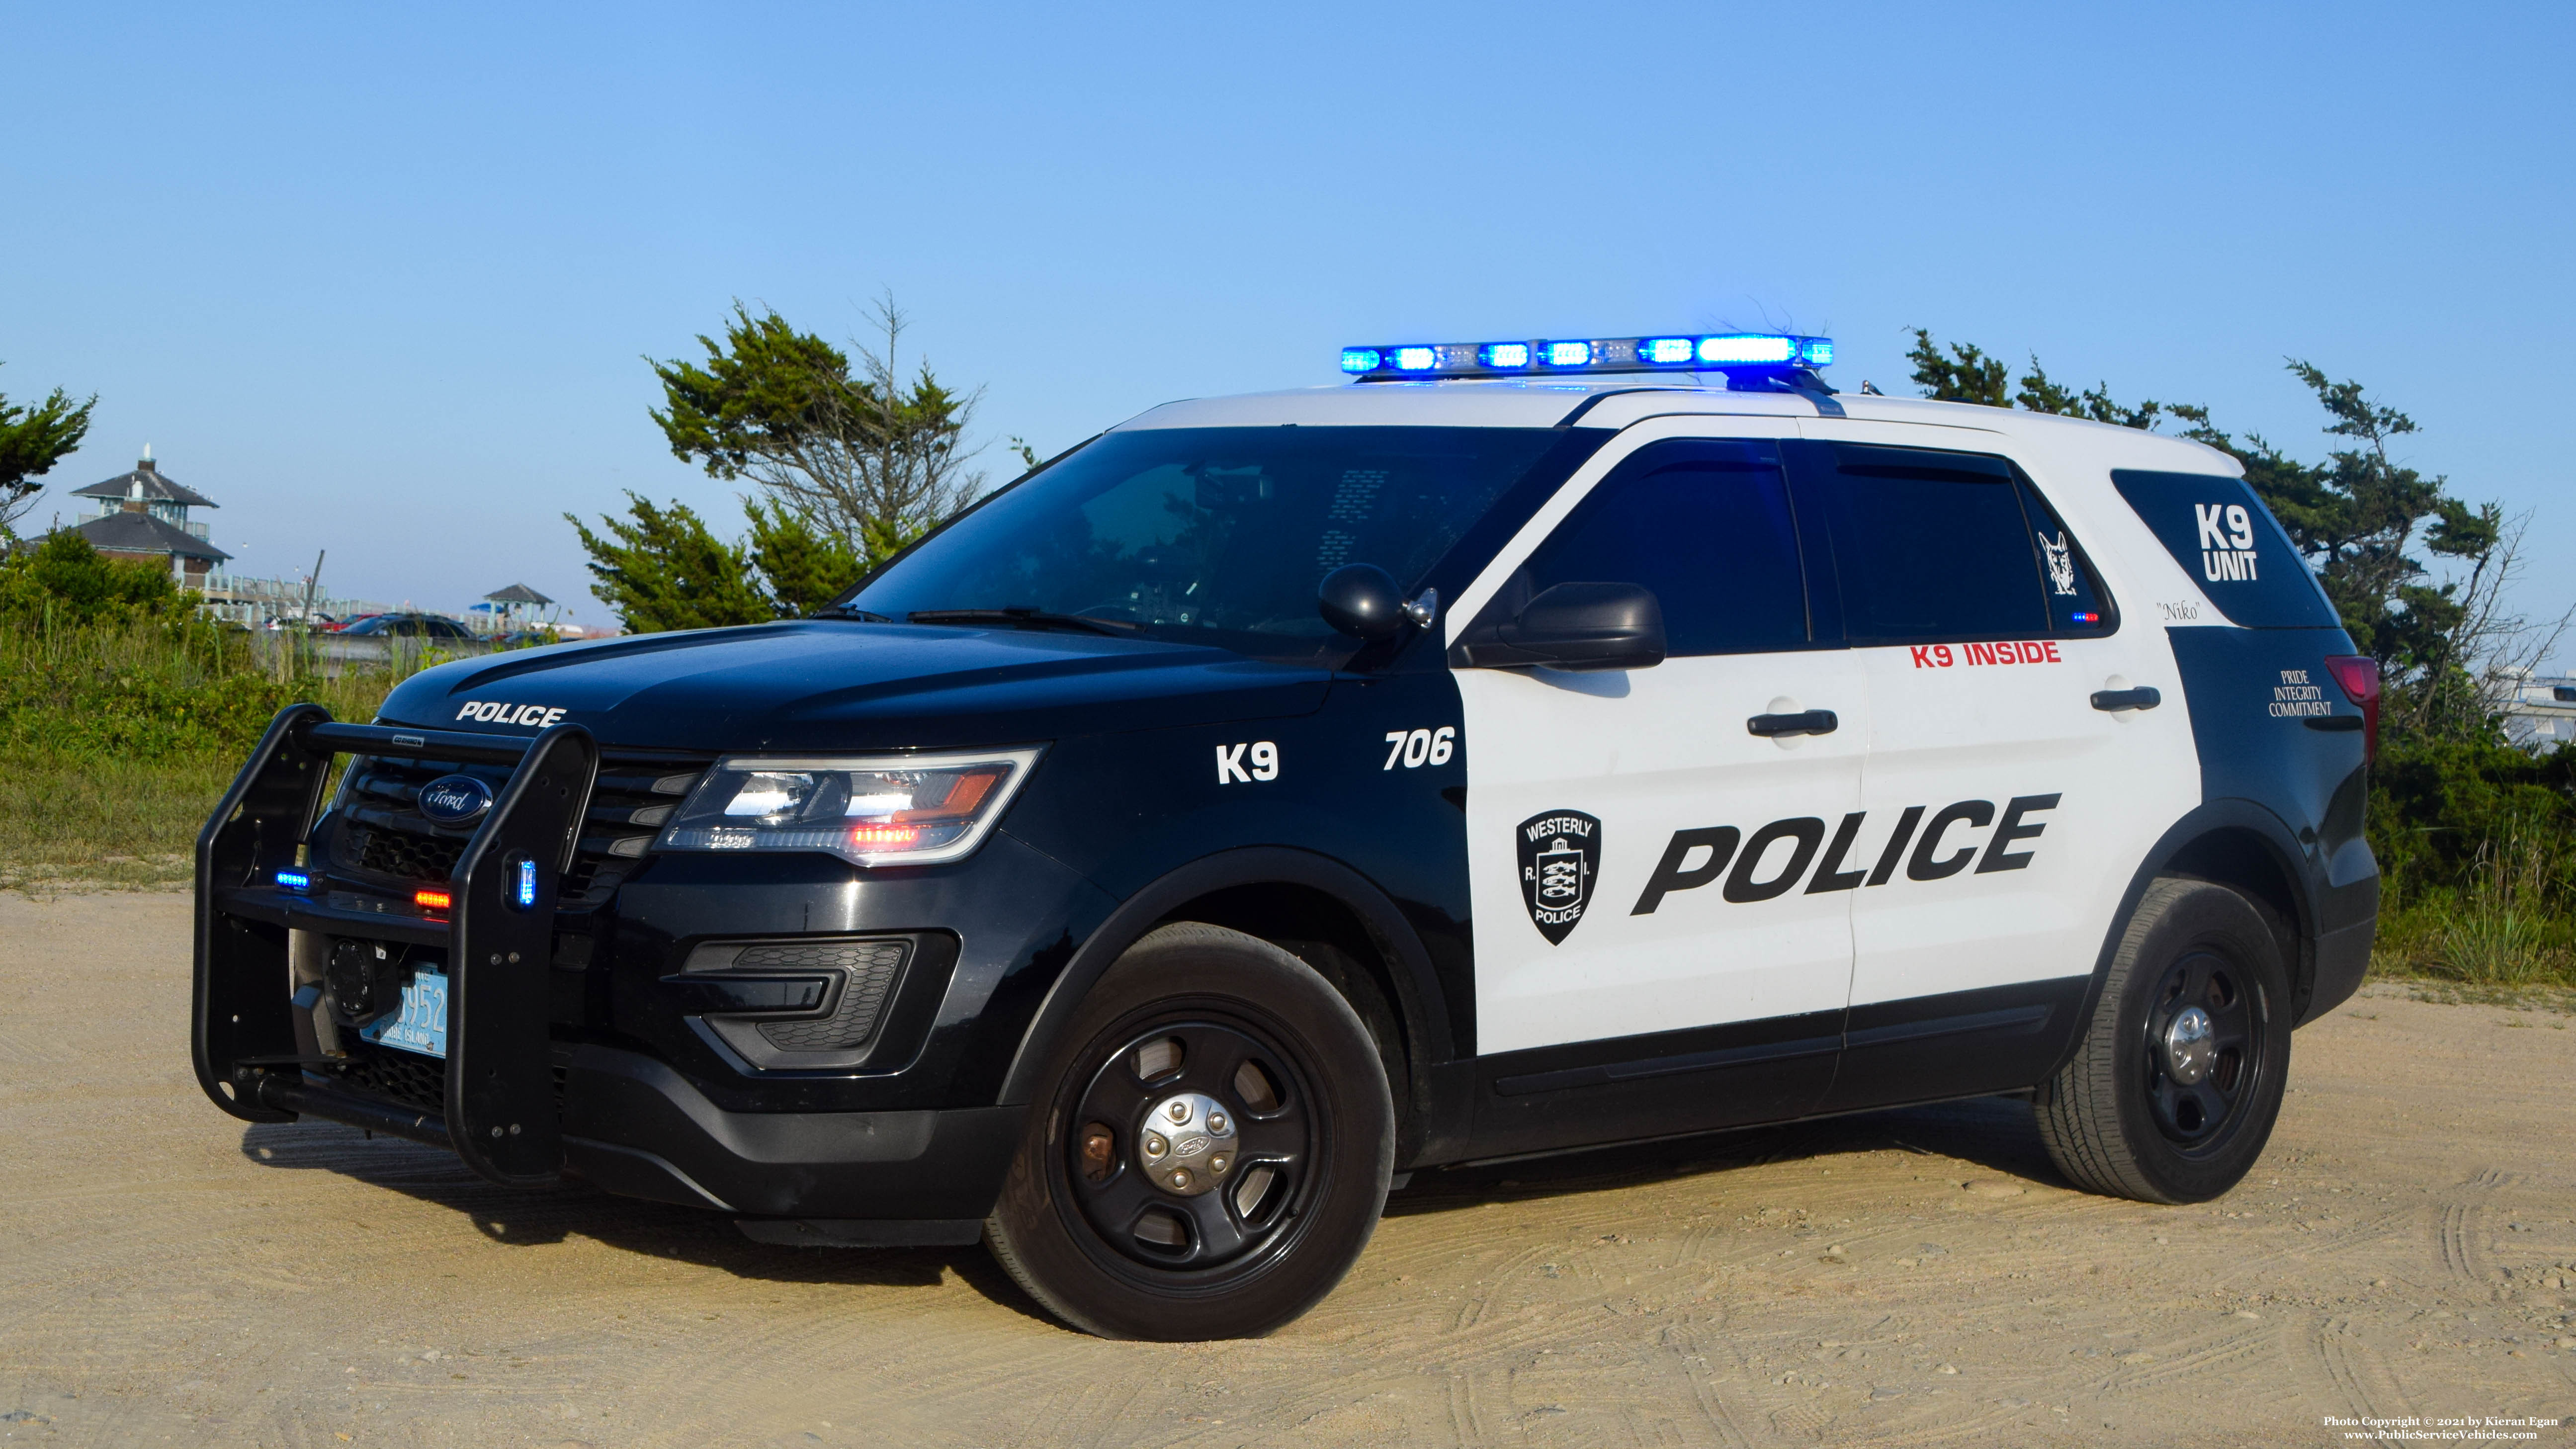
[5,3,2570,643]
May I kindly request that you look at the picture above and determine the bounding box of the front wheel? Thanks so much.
[983,923,1394,1340]
[2035,878,2293,1204]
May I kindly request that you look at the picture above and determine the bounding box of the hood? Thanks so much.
[375,620,1333,752]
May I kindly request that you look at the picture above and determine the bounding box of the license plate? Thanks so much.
[361,968,449,1058]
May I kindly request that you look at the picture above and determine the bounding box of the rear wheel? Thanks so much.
[984,923,1394,1339]
[2035,878,2292,1204]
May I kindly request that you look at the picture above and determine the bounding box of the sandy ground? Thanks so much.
[2,892,2572,1449]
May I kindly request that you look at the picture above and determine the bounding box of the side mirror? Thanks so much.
[1319,564,1407,639]
[1451,582,1666,671]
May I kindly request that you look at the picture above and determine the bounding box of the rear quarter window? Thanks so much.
[2110,470,2340,628]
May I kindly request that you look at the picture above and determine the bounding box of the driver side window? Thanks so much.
[1511,439,1811,656]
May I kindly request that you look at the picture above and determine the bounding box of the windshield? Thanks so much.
[842,426,1566,663]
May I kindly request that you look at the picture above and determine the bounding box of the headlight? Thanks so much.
[656,747,1044,866]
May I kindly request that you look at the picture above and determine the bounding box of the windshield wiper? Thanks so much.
[904,608,1142,638]
[812,605,890,621]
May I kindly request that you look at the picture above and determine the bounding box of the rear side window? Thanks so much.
[2110,470,2339,628]
[2018,478,2116,636]
[1810,444,2049,644]
[1516,438,1809,656]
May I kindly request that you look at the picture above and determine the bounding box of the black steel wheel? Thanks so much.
[1063,1015,1321,1273]
[2140,946,2262,1148]
[984,923,1394,1339]
[2036,877,2293,1203]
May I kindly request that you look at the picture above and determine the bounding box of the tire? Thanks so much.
[2035,878,2293,1204]
[983,922,1395,1340]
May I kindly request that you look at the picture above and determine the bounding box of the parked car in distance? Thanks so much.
[338,613,476,640]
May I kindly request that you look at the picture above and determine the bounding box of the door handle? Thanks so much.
[2090,686,2161,712]
[1748,709,1838,738]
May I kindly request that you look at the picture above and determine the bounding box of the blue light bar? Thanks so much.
[513,856,539,909]
[275,869,311,892]
[1340,331,1834,390]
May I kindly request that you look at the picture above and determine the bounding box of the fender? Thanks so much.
[996,846,1456,1126]
[2041,795,2335,1085]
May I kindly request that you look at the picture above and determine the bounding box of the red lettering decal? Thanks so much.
[1910,645,1934,669]
[2045,640,2062,663]
[1934,645,1954,667]
[2015,641,2038,663]
[1965,642,1991,667]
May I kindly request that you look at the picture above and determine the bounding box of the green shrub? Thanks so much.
[0,531,184,626]
[2366,734,2576,987]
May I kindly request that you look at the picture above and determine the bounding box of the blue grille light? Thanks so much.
[1390,346,1440,371]
[275,869,310,892]
[1546,341,1594,367]
[1479,342,1532,369]
[1640,337,1697,365]
[514,856,539,909]
[1339,347,1382,374]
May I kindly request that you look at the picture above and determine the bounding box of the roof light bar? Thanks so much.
[1341,331,1834,390]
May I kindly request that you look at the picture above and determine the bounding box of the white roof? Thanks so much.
[1114,375,2239,475]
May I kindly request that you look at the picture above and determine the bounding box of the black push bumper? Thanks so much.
[194,704,598,1186]
[194,704,1024,1230]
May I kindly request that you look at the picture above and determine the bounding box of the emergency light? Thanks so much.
[1341,332,1833,388]
[274,869,310,892]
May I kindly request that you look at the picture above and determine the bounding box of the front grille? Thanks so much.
[321,1048,567,1123]
[331,1043,447,1116]
[329,749,706,910]
[356,825,464,880]
[736,939,911,1051]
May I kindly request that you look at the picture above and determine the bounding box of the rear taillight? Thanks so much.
[2324,655,2382,761]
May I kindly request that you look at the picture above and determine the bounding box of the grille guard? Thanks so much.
[191,705,600,1186]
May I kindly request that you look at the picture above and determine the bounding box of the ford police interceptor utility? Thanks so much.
[193,329,2380,1340]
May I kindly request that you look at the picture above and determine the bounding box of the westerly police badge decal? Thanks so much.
[1516,810,1600,945]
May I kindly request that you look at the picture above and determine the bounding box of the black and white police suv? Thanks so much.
[193,329,2381,1339]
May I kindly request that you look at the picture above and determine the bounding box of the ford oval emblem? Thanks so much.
[417,773,494,826]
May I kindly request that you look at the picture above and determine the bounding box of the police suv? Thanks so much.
[193,330,2380,1340]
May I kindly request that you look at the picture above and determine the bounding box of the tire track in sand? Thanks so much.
[2438,1200,2484,1284]
[2309,1313,2412,1428]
